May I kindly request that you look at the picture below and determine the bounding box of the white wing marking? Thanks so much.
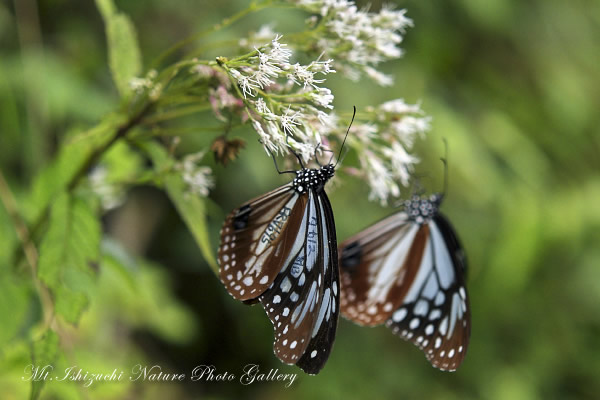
[429,221,455,289]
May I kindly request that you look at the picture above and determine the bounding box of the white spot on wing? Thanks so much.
[280,277,291,292]
[409,318,420,329]
[392,308,407,322]
[439,316,448,336]
[414,299,429,316]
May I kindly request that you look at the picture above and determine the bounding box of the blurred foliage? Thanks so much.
[1,0,599,399]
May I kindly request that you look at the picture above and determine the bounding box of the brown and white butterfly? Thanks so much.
[218,158,340,374]
[339,193,470,371]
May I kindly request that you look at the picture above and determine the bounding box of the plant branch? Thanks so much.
[0,169,54,327]
[152,0,272,69]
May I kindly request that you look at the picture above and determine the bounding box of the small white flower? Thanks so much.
[379,98,423,115]
[280,108,302,136]
[238,75,259,98]
[364,66,394,87]
[128,69,158,93]
[364,153,400,205]
[255,97,270,114]
[270,35,293,64]
[179,152,215,197]
[288,63,325,89]
[89,166,125,211]
[352,123,378,143]
[382,142,419,186]
[310,88,334,109]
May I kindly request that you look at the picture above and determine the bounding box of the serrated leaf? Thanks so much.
[38,193,101,324]
[96,0,142,97]
[142,142,218,273]
[30,329,60,400]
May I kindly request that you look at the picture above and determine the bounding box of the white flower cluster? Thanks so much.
[178,152,215,197]
[351,99,431,205]
[89,166,125,211]
[226,35,337,162]
[128,69,162,98]
[228,26,427,205]
[288,0,413,86]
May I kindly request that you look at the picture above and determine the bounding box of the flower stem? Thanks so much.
[151,0,273,69]
[142,103,212,125]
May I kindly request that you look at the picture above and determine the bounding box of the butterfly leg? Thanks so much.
[263,144,296,175]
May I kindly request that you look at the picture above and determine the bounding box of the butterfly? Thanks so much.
[218,110,355,374]
[338,160,470,371]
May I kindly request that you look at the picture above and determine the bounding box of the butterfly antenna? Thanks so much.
[441,138,449,198]
[333,106,356,167]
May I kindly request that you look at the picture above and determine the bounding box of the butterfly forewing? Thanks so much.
[339,197,471,371]
[219,184,308,301]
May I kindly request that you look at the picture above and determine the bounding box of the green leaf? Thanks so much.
[101,140,144,183]
[0,266,30,348]
[95,0,142,97]
[98,252,199,344]
[26,115,124,222]
[30,329,59,400]
[95,0,115,20]
[38,193,101,324]
[142,142,218,274]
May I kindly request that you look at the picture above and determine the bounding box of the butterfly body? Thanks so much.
[219,164,339,374]
[339,193,470,371]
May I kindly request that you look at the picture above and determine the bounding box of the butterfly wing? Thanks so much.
[259,189,339,374]
[219,184,307,301]
[339,212,428,326]
[339,212,470,371]
[219,184,339,374]
[296,191,339,374]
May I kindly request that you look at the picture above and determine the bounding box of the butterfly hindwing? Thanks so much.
[259,190,339,374]
[339,196,471,371]
[385,216,470,371]
[296,191,339,374]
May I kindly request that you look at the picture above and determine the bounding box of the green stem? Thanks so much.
[151,0,274,69]
[142,104,212,125]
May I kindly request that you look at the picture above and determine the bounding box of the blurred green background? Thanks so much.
[1,0,600,399]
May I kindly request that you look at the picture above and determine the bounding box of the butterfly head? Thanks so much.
[292,164,335,194]
[404,193,443,223]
